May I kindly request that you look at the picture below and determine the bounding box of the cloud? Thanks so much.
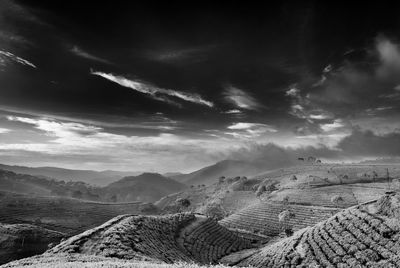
[144,46,214,64]
[285,87,300,97]
[320,119,345,132]
[91,70,214,107]
[226,122,278,139]
[0,50,36,68]
[223,85,263,111]
[223,109,242,114]
[2,115,237,172]
[0,127,10,134]
[70,46,112,64]
[337,127,400,157]
[307,35,400,117]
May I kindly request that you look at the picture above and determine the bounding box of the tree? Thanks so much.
[204,202,227,220]
[290,175,297,181]
[175,198,191,212]
[282,196,289,206]
[278,210,294,237]
[331,195,343,208]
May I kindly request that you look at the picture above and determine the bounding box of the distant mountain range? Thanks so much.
[0,164,141,186]
[0,168,186,203]
[104,173,186,203]
[170,160,271,186]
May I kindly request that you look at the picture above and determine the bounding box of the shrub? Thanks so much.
[331,195,343,207]
[175,198,191,212]
[204,202,227,220]
[256,185,266,197]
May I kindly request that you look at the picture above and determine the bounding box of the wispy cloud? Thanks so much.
[223,85,263,110]
[226,122,277,139]
[70,46,112,64]
[223,109,242,114]
[0,127,10,134]
[0,50,36,68]
[320,119,345,132]
[91,70,214,107]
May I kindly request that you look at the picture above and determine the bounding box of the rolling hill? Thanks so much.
[4,193,400,268]
[0,223,64,265]
[171,160,269,186]
[103,173,187,203]
[0,164,141,186]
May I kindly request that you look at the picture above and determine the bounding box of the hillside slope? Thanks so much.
[44,213,256,264]
[171,160,267,186]
[0,164,139,186]
[104,173,187,203]
[0,223,64,265]
[236,193,400,267]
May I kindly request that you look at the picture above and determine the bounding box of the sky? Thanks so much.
[1,1,400,172]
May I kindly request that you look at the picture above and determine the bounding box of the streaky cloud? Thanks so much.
[0,50,36,68]
[70,46,112,64]
[91,70,214,107]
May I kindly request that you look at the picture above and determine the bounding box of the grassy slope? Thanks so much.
[0,254,233,268]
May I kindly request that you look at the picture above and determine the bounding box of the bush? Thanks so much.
[256,185,266,197]
[204,202,227,220]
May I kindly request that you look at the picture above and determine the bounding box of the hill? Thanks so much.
[171,160,268,186]
[46,213,256,264]
[0,191,143,236]
[4,193,400,268]
[0,254,233,268]
[234,193,400,267]
[0,164,140,186]
[0,223,64,265]
[104,173,187,203]
[0,169,101,200]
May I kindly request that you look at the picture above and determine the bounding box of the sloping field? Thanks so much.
[0,223,64,265]
[0,191,142,235]
[0,254,233,268]
[219,202,339,236]
[237,193,400,267]
[267,182,389,207]
[46,213,256,264]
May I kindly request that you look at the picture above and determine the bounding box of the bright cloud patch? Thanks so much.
[226,122,277,139]
[223,86,263,110]
[91,70,213,107]
[0,127,10,134]
[320,119,345,132]
[0,50,36,68]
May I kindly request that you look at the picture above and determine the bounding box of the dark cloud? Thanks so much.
[337,127,400,157]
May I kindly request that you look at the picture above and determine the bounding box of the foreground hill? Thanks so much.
[46,213,256,264]
[4,193,400,268]
[0,164,140,186]
[0,223,64,265]
[171,160,269,186]
[0,254,232,268]
[104,173,187,203]
[235,193,400,267]
[0,191,143,236]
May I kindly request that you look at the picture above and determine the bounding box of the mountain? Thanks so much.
[103,173,187,203]
[170,160,269,186]
[0,169,101,200]
[0,164,141,186]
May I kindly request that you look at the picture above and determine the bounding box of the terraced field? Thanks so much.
[0,191,142,235]
[237,193,400,267]
[219,202,339,236]
[47,213,257,264]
